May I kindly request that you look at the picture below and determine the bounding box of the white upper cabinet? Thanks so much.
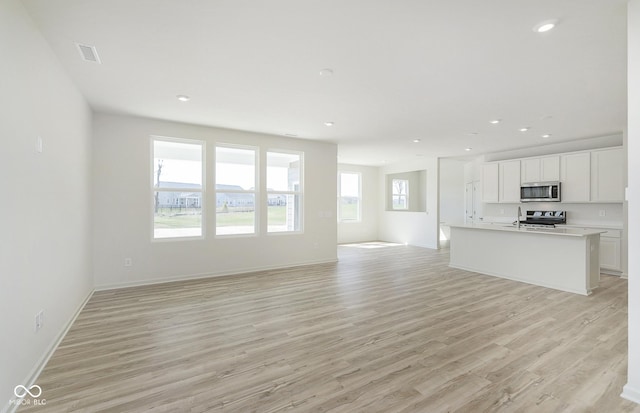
[591,147,624,202]
[541,156,560,181]
[482,163,499,203]
[520,158,540,183]
[499,160,521,203]
[520,156,560,183]
[560,152,591,202]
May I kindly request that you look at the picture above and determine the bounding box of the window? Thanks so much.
[392,178,409,210]
[338,172,361,222]
[152,137,204,239]
[267,151,303,233]
[215,145,257,236]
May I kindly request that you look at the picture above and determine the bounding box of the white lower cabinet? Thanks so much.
[599,230,622,272]
[565,227,622,273]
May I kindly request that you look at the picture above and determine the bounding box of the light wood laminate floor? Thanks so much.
[20,243,640,412]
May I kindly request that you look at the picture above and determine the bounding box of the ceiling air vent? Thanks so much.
[76,43,101,64]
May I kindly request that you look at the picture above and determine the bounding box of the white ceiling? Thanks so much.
[22,0,627,165]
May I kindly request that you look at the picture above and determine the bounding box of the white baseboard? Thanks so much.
[622,384,640,405]
[95,258,339,291]
[3,289,94,413]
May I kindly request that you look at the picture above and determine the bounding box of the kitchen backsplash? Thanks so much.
[482,202,623,228]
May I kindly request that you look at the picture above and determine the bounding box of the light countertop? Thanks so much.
[450,223,606,237]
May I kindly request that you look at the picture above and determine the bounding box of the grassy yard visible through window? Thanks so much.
[215,206,286,226]
[154,207,201,228]
[154,206,289,231]
[339,202,359,221]
[216,206,255,226]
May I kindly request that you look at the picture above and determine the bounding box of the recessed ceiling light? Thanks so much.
[465,148,472,152]
[542,134,551,138]
[490,119,501,124]
[324,121,334,127]
[319,68,334,76]
[176,95,190,102]
[534,20,557,33]
[519,127,530,132]
[412,139,421,143]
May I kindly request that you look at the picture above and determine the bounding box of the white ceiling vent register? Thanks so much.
[76,43,101,64]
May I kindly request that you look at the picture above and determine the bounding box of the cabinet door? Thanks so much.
[521,158,540,183]
[591,148,624,202]
[499,160,521,203]
[540,156,560,181]
[600,237,621,271]
[560,152,590,202]
[482,163,499,203]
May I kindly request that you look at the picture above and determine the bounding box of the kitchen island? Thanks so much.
[449,223,604,295]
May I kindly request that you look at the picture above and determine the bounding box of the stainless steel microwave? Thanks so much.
[520,181,561,202]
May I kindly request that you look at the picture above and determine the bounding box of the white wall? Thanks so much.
[439,159,466,226]
[378,157,440,249]
[439,159,466,246]
[337,164,379,244]
[92,113,337,289]
[623,0,640,404]
[0,1,93,411]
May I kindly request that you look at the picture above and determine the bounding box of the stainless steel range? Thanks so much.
[516,210,566,228]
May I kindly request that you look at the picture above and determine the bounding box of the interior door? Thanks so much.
[465,181,481,224]
[465,182,474,223]
[472,181,481,222]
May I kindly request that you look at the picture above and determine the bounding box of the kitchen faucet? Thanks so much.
[517,206,522,229]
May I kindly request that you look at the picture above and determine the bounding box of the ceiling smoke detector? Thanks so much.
[76,43,101,64]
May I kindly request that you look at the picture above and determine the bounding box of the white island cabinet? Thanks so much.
[449,224,603,295]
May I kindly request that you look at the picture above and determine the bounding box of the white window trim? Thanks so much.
[266,149,304,234]
[392,178,409,211]
[338,171,362,223]
[214,143,259,238]
[151,135,206,242]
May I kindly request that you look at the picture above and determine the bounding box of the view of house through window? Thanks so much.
[152,138,204,239]
[152,139,304,238]
[215,145,257,236]
[338,172,361,222]
[392,178,409,210]
[267,151,303,232]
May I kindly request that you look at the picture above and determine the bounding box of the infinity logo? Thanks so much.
[14,385,42,398]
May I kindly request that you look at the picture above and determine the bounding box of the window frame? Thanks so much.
[214,143,259,238]
[338,171,362,223]
[266,149,304,234]
[391,178,409,210]
[151,136,206,242]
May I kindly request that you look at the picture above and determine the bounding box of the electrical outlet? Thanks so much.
[35,310,43,332]
[124,257,132,267]
[599,210,606,217]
